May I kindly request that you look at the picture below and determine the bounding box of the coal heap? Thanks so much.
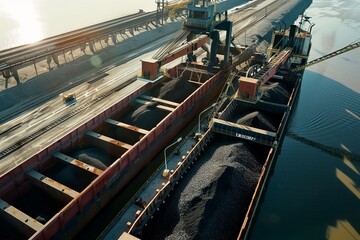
[142,140,261,240]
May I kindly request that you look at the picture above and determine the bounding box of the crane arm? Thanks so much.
[292,41,360,72]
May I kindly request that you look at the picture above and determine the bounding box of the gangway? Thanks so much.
[292,40,360,72]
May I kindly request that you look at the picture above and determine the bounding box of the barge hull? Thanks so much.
[52,68,228,240]
[0,60,230,240]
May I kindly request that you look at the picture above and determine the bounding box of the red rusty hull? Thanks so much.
[0,63,228,240]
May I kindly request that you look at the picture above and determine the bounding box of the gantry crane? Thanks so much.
[184,0,234,69]
[142,0,244,80]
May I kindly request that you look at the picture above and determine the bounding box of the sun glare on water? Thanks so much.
[2,0,44,46]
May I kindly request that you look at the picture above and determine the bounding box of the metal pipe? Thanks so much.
[164,137,182,170]
[198,103,216,134]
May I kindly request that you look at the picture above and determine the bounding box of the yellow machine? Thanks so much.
[63,92,76,102]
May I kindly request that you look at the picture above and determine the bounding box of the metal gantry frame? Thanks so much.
[184,0,233,69]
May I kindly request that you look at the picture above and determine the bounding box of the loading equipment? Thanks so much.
[184,0,234,70]
[141,0,243,80]
[292,40,360,72]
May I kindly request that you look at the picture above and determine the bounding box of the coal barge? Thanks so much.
[0,1,248,239]
[0,1,312,239]
[102,19,313,240]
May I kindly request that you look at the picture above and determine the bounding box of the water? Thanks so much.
[0,0,157,51]
[248,0,360,239]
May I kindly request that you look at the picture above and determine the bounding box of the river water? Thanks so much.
[248,0,360,239]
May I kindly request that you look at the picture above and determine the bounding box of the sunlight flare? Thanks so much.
[3,0,44,45]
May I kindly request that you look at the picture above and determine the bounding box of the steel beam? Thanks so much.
[0,199,43,238]
[86,131,133,158]
[53,152,103,176]
[135,99,175,112]
[27,170,79,204]
[140,95,180,107]
[104,119,149,135]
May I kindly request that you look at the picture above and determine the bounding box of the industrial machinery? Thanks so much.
[236,19,360,102]
[184,0,234,69]
[141,0,243,80]
[62,93,76,103]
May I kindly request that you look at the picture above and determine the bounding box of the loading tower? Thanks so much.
[141,0,240,80]
[184,0,233,69]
